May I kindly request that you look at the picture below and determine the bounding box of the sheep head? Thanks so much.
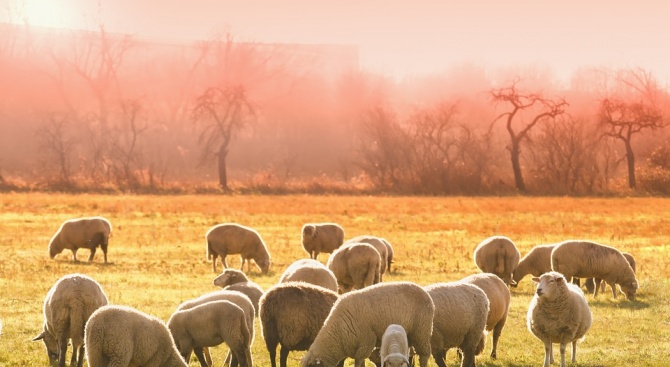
[48,233,62,259]
[32,326,59,363]
[620,280,638,301]
[302,225,317,242]
[383,353,410,367]
[213,268,248,288]
[532,272,567,301]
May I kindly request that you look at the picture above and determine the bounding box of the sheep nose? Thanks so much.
[536,288,543,296]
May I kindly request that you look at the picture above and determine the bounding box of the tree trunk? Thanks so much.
[625,139,636,189]
[510,140,526,193]
[218,143,229,190]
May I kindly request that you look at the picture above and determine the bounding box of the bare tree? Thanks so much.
[37,113,77,186]
[598,68,667,189]
[110,99,147,188]
[490,81,568,192]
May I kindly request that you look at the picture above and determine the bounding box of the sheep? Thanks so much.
[33,273,108,367]
[206,223,271,274]
[551,240,639,300]
[301,281,434,367]
[259,282,339,367]
[511,244,557,286]
[473,235,520,287]
[48,216,112,263]
[585,251,636,296]
[326,242,381,294]
[212,268,265,314]
[301,223,345,260]
[460,273,510,360]
[424,282,489,367]
[176,290,255,367]
[344,235,388,280]
[527,271,592,367]
[168,300,253,367]
[278,258,339,292]
[380,324,410,367]
[85,304,188,367]
[381,238,395,273]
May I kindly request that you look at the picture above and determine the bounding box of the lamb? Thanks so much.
[301,223,345,260]
[301,281,434,367]
[259,282,339,367]
[33,273,108,367]
[424,282,489,367]
[344,235,389,280]
[48,216,112,263]
[551,240,638,300]
[168,300,253,367]
[473,235,520,287]
[176,290,255,367]
[85,304,187,367]
[206,223,271,274]
[527,271,592,367]
[460,273,510,359]
[212,268,265,314]
[585,251,636,296]
[511,244,557,286]
[278,259,338,292]
[379,324,410,367]
[326,242,381,294]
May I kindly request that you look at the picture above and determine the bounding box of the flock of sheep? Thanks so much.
[36,216,640,367]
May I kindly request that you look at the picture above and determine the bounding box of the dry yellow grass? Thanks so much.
[1,193,669,366]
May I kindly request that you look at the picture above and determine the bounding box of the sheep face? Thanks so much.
[257,258,271,274]
[620,281,638,301]
[532,272,567,301]
[383,354,410,367]
[302,225,317,242]
[213,269,244,287]
[301,353,330,367]
[48,236,62,259]
[32,328,59,363]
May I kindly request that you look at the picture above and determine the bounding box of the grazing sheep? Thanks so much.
[527,271,592,367]
[206,223,272,274]
[301,223,345,260]
[474,236,520,287]
[168,300,253,367]
[85,305,187,367]
[424,282,489,367]
[381,238,395,273]
[326,242,381,294]
[259,282,339,367]
[511,244,557,286]
[380,324,410,367]
[344,235,389,280]
[33,274,108,367]
[585,251,636,296]
[278,259,338,292]
[48,216,112,263]
[551,240,639,300]
[301,281,434,367]
[212,268,265,314]
[176,290,255,367]
[460,273,510,360]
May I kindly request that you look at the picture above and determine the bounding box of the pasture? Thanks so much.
[1,193,669,366]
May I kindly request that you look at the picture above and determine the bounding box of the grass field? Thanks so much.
[1,193,669,367]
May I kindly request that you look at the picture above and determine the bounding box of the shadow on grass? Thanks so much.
[54,260,116,267]
[588,298,650,310]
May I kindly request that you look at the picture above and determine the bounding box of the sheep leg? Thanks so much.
[204,347,213,366]
[101,240,108,263]
[431,350,447,367]
[211,253,218,273]
[228,352,237,367]
[491,320,505,359]
[57,336,67,367]
[279,346,290,367]
[354,358,366,367]
[559,342,567,367]
[542,341,552,367]
[611,282,618,299]
[571,340,577,363]
[460,348,476,367]
[72,248,79,262]
[88,247,96,261]
[265,338,278,367]
[193,347,209,367]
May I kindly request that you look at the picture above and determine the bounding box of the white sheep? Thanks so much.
[301,223,345,260]
[33,273,108,367]
[212,268,265,314]
[527,271,592,367]
[424,282,489,367]
[551,240,639,300]
[168,300,253,367]
[176,290,255,367]
[206,223,272,274]
[278,259,338,292]
[301,281,434,367]
[259,282,339,367]
[344,235,389,280]
[85,304,187,367]
[380,324,410,367]
[586,251,636,296]
[326,242,381,294]
[473,235,520,287]
[511,244,557,286]
[460,273,510,360]
[48,216,112,263]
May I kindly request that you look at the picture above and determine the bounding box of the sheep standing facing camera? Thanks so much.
[301,223,345,260]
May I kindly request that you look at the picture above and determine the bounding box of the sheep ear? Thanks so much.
[556,277,564,283]
[32,331,46,341]
[531,277,540,283]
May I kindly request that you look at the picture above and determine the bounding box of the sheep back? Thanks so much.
[326,242,381,294]
[344,235,389,277]
[85,305,187,367]
[279,259,338,292]
[301,223,345,259]
[474,236,520,286]
[177,290,255,340]
[302,282,434,367]
[551,240,638,300]
[206,223,271,274]
[512,244,556,286]
[48,216,112,263]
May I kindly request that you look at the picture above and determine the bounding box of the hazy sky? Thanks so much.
[2,0,669,81]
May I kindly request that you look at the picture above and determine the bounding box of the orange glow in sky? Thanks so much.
[2,0,669,81]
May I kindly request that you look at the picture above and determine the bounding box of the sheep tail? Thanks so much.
[68,301,86,348]
[495,251,506,275]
